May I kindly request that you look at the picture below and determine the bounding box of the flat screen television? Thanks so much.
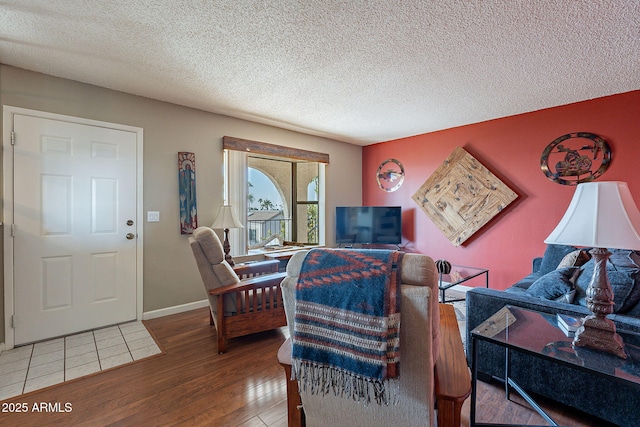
[335,206,402,245]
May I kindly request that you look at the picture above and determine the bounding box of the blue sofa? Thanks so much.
[466,244,640,427]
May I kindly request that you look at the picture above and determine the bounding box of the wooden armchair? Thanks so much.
[189,227,287,353]
[277,250,471,427]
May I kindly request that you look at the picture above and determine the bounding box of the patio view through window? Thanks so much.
[247,156,319,249]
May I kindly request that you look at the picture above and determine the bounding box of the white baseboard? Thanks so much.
[142,299,209,320]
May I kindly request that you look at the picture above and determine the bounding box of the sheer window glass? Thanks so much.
[295,162,319,244]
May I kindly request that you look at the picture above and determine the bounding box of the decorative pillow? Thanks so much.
[525,267,581,302]
[555,289,576,304]
[538,245,579,275]
[505,286,528,295]
[575,249,640,313]
[511,272,540,290]
[625,298,640,317]
[556,249,591,269]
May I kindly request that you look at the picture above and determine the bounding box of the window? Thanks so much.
[247,158,319,248]
[223,136,328,256]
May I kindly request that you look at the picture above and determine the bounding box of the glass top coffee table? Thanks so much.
[469,305,640,426]
[438,265,488,302]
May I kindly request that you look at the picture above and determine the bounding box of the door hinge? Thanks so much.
[11,315,16,328]
[11,131,15,145]
[10,224,16,237]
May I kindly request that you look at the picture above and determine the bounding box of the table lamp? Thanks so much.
[211,205,244,267]
[545,181,640,358]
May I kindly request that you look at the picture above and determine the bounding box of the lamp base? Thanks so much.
[573,315,626,359]
[571,247,626,359]
[222,228,235,267]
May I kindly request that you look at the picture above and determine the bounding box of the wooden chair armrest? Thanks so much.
[209,272,287,296]
[278,338,304,427]
[435,303,471,427]
[233,259,280,277]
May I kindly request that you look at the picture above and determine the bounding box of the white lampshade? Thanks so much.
[545,181,640,250]
[211,205,244,230]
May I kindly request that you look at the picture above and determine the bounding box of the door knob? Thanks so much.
[126,233,135,240]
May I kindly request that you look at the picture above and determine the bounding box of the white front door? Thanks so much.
[8,112,141,345]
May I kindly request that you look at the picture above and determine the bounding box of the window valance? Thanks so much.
[223,136,329,164]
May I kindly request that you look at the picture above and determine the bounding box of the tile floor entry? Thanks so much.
[0,321,162,401]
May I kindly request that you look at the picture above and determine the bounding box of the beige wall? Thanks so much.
[0,65,363,344]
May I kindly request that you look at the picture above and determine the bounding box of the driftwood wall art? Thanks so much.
[412,147,517,246]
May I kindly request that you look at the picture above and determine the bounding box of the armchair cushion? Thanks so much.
[193,227,226,265]
[190,228,240,315]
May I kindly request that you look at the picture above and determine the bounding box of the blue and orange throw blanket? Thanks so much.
[291,248,403,405]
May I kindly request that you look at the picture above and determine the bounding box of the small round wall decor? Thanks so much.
[376,158,405,192]
[540,132,611,185]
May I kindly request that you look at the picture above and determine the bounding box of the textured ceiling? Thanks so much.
[1,1,639,145]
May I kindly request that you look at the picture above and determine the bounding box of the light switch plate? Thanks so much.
[147,211,160,222]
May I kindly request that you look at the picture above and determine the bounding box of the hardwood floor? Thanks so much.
[0,307,616,426]
[468,379,617,427]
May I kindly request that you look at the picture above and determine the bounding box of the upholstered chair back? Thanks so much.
[280,250,441,427]
[189,227,240,316]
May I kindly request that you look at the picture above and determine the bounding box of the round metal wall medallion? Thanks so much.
[540,132,611,185]
[377,158,405,192]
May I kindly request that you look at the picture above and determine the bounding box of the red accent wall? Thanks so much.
[362,90,640,290]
